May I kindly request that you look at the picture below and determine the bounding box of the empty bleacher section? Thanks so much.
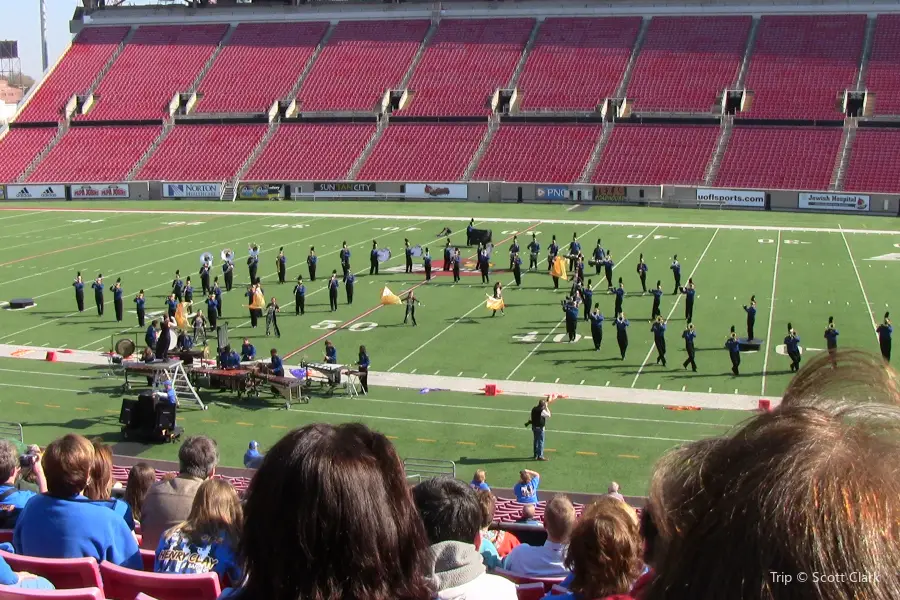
[246,123,376,181]
[474,124,602,183]
[515,18,641,112]
[590,124,719,186]
[844,129,900,193]
[195,22,329,114]
[82,24,228,121]
[28,126,160,183]
[863,14,900,115]
[0,128,57,182]
[741,15,866,120]
[627,16,751,114]
[715,126,842,190]
[297,20,429,112]
[137,124,266,181]
[400,19,534,116]
[357,123,485,181]
[15,27,130,124]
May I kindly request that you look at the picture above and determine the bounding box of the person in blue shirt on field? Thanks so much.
[240,338,256,362]
[526,233,540,271]
[339,242,351,282]
[824,316,840,367]
[171,270,184,302]
[682,322,698,372]
[443,239,453,272]
[324,340,337,364]
[221,345,241,369]
[269,348,284,377]
[200,262,211,295]
[514,469,541,504]
[725,326,741,375]
[293,277,306,316]
[357,344,370,394]
[212,278,223,316]
[604,253,615,290]
[248,250,259,285]
[244,441,263,469]
[276,247,287,284]
[466,218,475,246]
[0,441,47,529]
[134,289,146,327]
[589,304,604,351]
[222,259,234,292]
[616,313,630,359]
[165,293,178,319]
[877,312,892,362]
[512,252,522,286]
[651,316,667,367]
[405,239,414,274]
[307,246,318,281]
[636,253,648,293]
[670,255,682,295]
[14,434,141,570]
[785,324,802,372]
[593,239,605,275]
[111,278,124,322]
[183,277,194,304]
[91,274,104,316]
[328,271,339,312]
[205,294,219,331]
[145,320,159,350]
[72,272,85,312]
[651,280,664,320]
[680,278,696,323]
[563,296,579,343]
[508,235,520,271]
[470,469,490,492]
[581,281,593,321]
[743,295,758,340]
[370,240,380,276]
[568,233,581,272]
[346,272,356,305]
[547,235,559,272]
[612,278,626,317]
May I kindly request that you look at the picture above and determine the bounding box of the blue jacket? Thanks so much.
[589,313,604,331]
[784,335,801,354]
[726,338,740,354]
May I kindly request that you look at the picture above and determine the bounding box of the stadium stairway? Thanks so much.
[702,117,734,186]
[17,122,68,183]
[830,119,859,191]
[345,116,389,181]
[284,23,337,106]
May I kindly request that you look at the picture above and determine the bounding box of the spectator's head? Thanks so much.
[544,495,576,544]
[124,463,156,522]
[475,490,494,530]
[171,478,242,543]
[519,470,532,484]
[413,477,481,546]
[565,498,643,599]
[240,423,432,600]
[85,440,114,501]
[472,469,486,484]
[178,436,218,479]
[519,504,536,521]
[645,350,900,600]
[0,439,19,484]
[607,481,620,494]
[43,434,94,498]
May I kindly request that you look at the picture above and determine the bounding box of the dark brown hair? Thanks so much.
[239,423,433,600]
[124,463,156,522]
[43,434,94,498]
[475,489,495,529]
[85,440,113,501]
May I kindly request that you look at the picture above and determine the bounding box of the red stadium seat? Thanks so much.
[494,568,565,592]
[516,583,546,600]
[140,550,155,572]
[550,584,569,595]
[0,551,102,592]
[0,588,105,600]
[0,530,13,544]
[98,561,220,600]
[864,14,900,116]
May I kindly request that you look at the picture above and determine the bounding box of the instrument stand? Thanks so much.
[344,372,361,399]
[163,362,206,410]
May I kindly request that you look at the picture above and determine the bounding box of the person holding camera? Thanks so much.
[0,441,47,529]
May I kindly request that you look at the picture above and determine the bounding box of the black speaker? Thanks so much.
[156,405,176,431]
[119,398,138,427]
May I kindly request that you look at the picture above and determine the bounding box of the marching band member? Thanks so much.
[184,277,194,304]
[307,247,318,282]
[527,233,540,271]
[340,242,351,282]
[575,253,585,285]
[651,280,664,320]
[491,282,504,317]
[270,348,285,378]
[509,236,519,270]
[824,316,839,367]
[437,226,452,238]
[200,262,211,295]
[245,286,257,328]
[165,293,178,320]
[221,345,241,370]
[547,235,559,272]
[92,274,104,316]
[743,295,757,340]
[466,218,475,246]
[248,248,259,285]
[370,241,379,276]
[206,293,219,331]
[274,247,285,284]
[241,338,256,362]
[403,290,420,326]
[192,310,206,345]
[171,270,184,302]
[328,271,339,312]
[589,304,604,350]
[581,280,593,321]
[324,340,337,364]
[134,289,146,327]
[785,324,801,372]
[212,277,223,316]
[877,312,892,362]
[593,239,605,275]
[636,254,648,293]
[294,277,306,316]
[682,323,697,372]
[726,326,741,375]
[680,278,696,323]
[670,255,682,295]
[405,239,413,274]
[480,245,490,284]
[145,320,159,351]
[112,278,124,322]
[423,248,432,281]
[222,258,234,292]
[346,272,356,305]
[612,278,625,317]
[615,312,630,359]
[357,345,370,394]
[452,249,461,283]
[175,328,194,352]
[265,297,281,338]
[564,296,579,342]
[512,252,522,286]
[155,318,173,361]
[603,252,614,290]
[651,315,667,367]
[73,272,85,313]
[443,240,453,272]
[568,233,581,272]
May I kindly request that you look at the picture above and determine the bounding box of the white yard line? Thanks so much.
[760,230,782,396]
[631,227,720,388]
[840,226,880,340]
[506,224,657,381]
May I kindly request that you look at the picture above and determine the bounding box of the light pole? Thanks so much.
[39,0,48,72]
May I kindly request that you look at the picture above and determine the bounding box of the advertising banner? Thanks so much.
[536,185,569,201]
[798,192,870,212]
[239,183,283,200]
[406,183,467,200]
[0,186,4,200]
[593,185,627,202]
[6,184,66,200]
[71,183,130,199]
[313,182,377,196]
[696,188,765,208]
[163,183,222,199]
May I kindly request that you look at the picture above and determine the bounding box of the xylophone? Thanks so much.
[190,366,258,399]
[250,371,307,408]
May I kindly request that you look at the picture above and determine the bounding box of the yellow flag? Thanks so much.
[174,302,188,329]
[250,289,266,310]
[550,256,568,281]
[486,295,505,311]
[380,286,401,306]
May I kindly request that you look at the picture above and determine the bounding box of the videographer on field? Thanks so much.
[0,441,47,529]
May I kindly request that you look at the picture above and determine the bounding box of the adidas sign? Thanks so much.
[40,187,57,198]
[8,184,64,200]
[15,187,32,199]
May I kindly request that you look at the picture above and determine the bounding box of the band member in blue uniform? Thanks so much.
[212,277,222,316]
[171,270,183,302]
[466,218,475,246]
[452,249,461,283]
[183,277,193,304]
[323,340,337,364]
[682,322,697,372]
[206,293,218,331]
[276,247,287,284]
[568,233,581,272]
[269,348,285,377]
[527,233,540,271]
[155,318,172,361]
[574,253,585,285]
[824,316,839,367]
[404,239,413,274]
[581,280,593,321]
[346,272,355,305]
[328,271,339,312]
[293,277,306,316]
[165,293,178,319]
[424,248,432,281]
[491,282,505,317]
[222,259,234,292]
[404,290,420,326]
[241,338,256,362]
[307,247,317,282]
[680,278,696,323]
[509,236,520,270]
[651,316,667,367]
[604,253,614,290]
[589,304,604,350]
[248,251,259,285]
[612,278,625,317]
[593,239,605,275]
[615,312,630,359]
[636,254,648,293]
[145,320,159,350]
[91,274,104,316]
[564,296,579,342]
[725,326,740,375]
[112,278,124,322]
[200,262,211,295]
[357,345,370,394]
[548,235,559,271]
[370,241,379,276]
[877,312,892,362]
[73,272,85,312]
[479,245,490,284]
[743,295,757,340]
[651,280,664,320]
[670,255,682,294]
[443,240,453,272]
[339,242,351,282]
[512,252,522,286]
[785,324,801,372]
[134,289,146,327]
[265,297,281,338]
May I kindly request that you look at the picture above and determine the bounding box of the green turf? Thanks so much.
[0,202,896,494]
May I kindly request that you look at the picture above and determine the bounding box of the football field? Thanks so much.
[0,201,897,494]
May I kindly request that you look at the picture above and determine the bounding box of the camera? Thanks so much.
[19,453,37,468]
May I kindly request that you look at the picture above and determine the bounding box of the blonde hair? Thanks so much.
[167,478,243,543]
[473,469,486,483]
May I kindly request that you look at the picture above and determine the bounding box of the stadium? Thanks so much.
[0,0,898,598]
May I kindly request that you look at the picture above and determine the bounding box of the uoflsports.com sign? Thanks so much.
[71,184,130,199]
[696,188,765,208]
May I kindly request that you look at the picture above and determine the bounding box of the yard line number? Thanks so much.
[67,219,105,224]
[310,319,378,332]
[163,221,206,226]
[265,223,309,229]
[514,331,583,344]
[374,226,421,232]
[759,238,809,244]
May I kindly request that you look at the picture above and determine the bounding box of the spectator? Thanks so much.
[0,440,46,529]
[478,491,520,559]
[514,469,540,504]
[235,423,433,600]
[606,482,624,502]
[85,440,134,530]
[515,504,541,526]
[243,441,263,469]
[0,554,54,591]
[123,463,156,524]
[470,469,490,491]
[13,434,141,569]
[557,498,643,600]
[473,489,501,570]
[643,350,900,600]
[155,478,242,585]
[140,435,218,550]
[503,495,575,578]
[413,477,516,600]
